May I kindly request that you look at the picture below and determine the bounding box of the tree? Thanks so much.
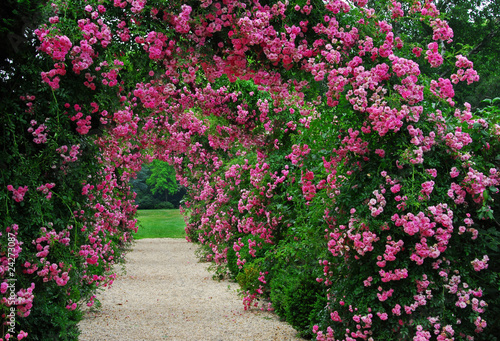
[130,162,184,209]
[146,160,178,202]
[430,0,500,107]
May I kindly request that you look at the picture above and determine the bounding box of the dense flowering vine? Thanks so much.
[2,0,500,340]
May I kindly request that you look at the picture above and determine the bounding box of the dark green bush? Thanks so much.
[135,194,159,209]
[154,201,175,209]
[22,292,82,341]
[270,265,327,339]
[236,260,263,292]
[264,239,328,339]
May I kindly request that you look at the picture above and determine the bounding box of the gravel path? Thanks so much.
[78,238,305,341]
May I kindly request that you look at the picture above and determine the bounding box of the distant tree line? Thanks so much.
[130,160,186,210]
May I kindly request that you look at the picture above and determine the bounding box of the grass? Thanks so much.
[134,209,186,239]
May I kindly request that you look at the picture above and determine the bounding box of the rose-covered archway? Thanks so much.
[2,0,499,340]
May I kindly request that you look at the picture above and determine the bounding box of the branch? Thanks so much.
[468,19,500,57]
[438,19,500,79]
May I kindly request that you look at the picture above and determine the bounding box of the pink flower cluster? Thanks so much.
[35,29,69,89]
[6,185,28,203]
[70,113,92,135]
[301,170,317,201]
[425,42,443,68]
[447,182,466,204]
[451,55,479,85]
[430,77,455,105]
[462,167,499,203]
[36,183,55,200]
[471,255,489,272]
[38,34,72,61]
[19,94,36,114]
[27,120,48,144]
[419,180,435,200]
[367,189,386,217]
[286,144,311,166]
[173,5,193,34]
[56,144,80,164]
[378,268,408,282]
[429,18,453,43]
[1,226,35,332]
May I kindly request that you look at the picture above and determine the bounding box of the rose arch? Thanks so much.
[1,0,500,340]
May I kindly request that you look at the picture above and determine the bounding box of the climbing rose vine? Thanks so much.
[2,0,499,340]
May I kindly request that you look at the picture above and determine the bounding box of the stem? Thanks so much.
[51,88,60,127]
[52,190,79,247]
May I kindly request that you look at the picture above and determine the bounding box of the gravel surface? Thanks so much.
[78,238,305,341]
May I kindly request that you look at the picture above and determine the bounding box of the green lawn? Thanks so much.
[134,209,186,239]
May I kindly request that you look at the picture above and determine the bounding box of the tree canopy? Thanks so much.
[146,160,178,199]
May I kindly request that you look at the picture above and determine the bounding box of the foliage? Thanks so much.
[236,260,262,293]
[1,1,137,339]
[2,0,500,340]
[437,0,500,108]
[146,160,179,199]
[270,265,327,339]
[266,237,328,339]
[130,163,185,209]
[154,201,175,210]
[0,0,47,71]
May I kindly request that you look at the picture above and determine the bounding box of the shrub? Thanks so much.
[154,201,175,210]
[135,194,159,210]
[270,266,327,339]
[236,260,262,293]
